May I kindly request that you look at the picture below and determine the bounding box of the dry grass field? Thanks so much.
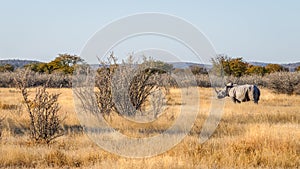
[0,87,299,168]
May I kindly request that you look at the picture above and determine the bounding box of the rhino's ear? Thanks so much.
[214,88,219,94]
[226,82,233,87]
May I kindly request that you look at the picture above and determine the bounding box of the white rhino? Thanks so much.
[215,83,260,104]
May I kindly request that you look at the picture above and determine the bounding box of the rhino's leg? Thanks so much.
[243,90,250,102]
[254,93,259,104]
[253,86,260,104]
[231,97,241,104]
[231,97,236,103]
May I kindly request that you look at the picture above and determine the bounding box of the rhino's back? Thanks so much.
[229,85,253,102]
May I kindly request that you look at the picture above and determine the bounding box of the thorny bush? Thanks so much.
[14,70,64,144]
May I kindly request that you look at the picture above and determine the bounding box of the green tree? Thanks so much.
[143,60,173,73]
[24,63,38,72]
[211,55,248,77]
[25,54,84,74]
[265,64,288,73]
[0,64,14,72]
[246,65,267,76]
[47,54,83,74]
[229,58,249,77]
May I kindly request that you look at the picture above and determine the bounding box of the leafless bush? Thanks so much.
[74,54,169,119]
[294,83,300,95]
[104,55,168,117]
[14,70,64,143]
[225,75,266,87]
[149,89,166,118]
[195,74,211,87]
[239,75,267,86]
[0,72,15,87]
[265,72,300,95]
[94,57,116,117]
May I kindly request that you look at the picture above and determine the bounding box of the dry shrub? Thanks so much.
[111,62,166,117]
[193,74,267,88]
[0,72,15,87]
[226,74,267,86]
[75,54,168,118]
[265,72,300,95]
[294,83,300,95]
[14,70,64,144]
[0,71,72,88]
[94,56,116,117]
[195,74,211,87]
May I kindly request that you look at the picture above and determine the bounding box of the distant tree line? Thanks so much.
[24,54,83,74]
[1,53,299,75]
[0,53,300,94]
[210,54,293,77]
[0,54,82,87]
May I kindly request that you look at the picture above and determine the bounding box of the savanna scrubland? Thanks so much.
[0,55,299,168]
[0,87,299,168]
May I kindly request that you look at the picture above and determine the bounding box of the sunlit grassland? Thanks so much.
[0,87,299,168]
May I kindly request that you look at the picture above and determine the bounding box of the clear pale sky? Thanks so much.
[0,0,299,63]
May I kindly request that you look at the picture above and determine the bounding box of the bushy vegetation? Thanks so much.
[0,54,299,168]
[246,65,267,76]
[0,64,14,72]
[211,54,289,77]
[0,54,299,95]
[211,55,249,77]
[189,65,208,75]
[265,63,289,73]
[25,54,83,74]
[0,54,299,167]
[14,70,64,144]
[265,72,300,95]
[75,54,169,118]
[0,71,72,88]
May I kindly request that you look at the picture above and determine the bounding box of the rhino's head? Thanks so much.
[215,88,227,99]
[214,83,234,99]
